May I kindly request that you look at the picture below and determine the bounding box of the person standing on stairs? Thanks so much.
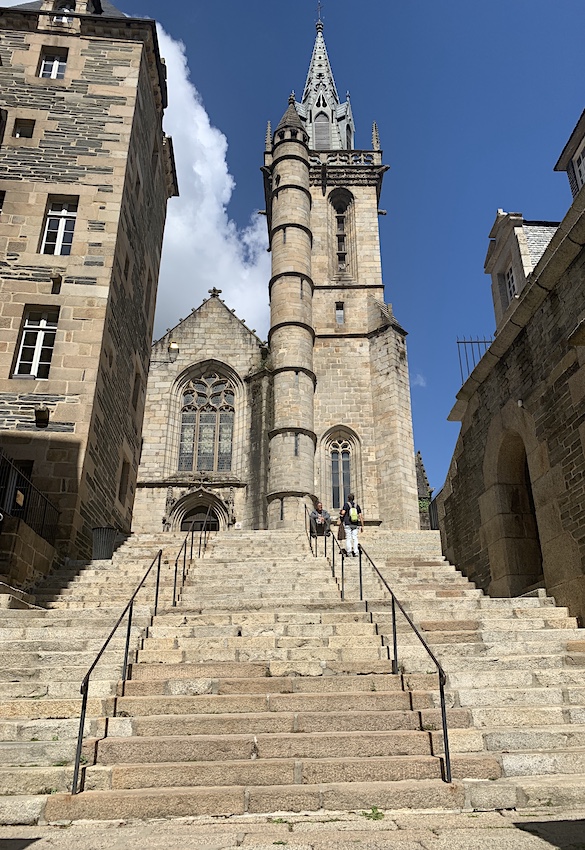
[340,494,364,557]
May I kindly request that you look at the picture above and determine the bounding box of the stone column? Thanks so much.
[266,101,316,528]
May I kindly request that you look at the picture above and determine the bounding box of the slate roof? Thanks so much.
[9,1,128,18]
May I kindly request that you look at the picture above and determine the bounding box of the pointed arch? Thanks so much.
[314,112,330,150]
[167,360,244,477]
[328,188,356,280]
[168,487,230,532]
[319,426,363,511]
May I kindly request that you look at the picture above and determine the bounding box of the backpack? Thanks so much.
[348,504,359,523]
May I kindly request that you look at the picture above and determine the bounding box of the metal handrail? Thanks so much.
[0,449,59,546]
[357,543,452,783]
[71,549,162,795]
[304,506,353,599]
[303,504,332,559]
[198,504,213,558]
[172,522,195,608]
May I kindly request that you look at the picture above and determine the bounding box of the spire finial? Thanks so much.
[288,91,296,105]
[265,120,272,151]
[372,121,380,151]
[316,0,324,32]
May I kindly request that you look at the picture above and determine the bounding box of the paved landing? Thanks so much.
[0,809,584,849]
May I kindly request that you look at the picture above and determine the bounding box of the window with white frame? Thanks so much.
[178,374,235,473]
[39,48,68,80]
[53,2,75,23]
[41,197,78,256]
[505,265,517,303]
[573,138,585,191]
[14,308,59,380]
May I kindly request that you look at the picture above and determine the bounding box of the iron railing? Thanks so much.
[71,549,163,795]
[172,505,214,607]
[304,504,331,559]
[0,450,59,545]
[354,544,452,783]
[72,509,218,794]
[457,337,493,384]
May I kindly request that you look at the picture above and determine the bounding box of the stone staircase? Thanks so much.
[0,533,187,824]
[1,528,584,823]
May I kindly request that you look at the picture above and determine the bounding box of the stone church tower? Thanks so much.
[134,21,419,534]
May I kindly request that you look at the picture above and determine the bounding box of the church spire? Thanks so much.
[293,20,355,151]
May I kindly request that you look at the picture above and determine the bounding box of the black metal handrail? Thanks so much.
[198,504,214,558]
[0,449,59,546]
[304,504,333,559]
[172,506,216,607]
[356,543,452,783]
[71,549,162,795]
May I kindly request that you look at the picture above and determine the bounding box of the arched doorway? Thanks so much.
[180,507,220,532]
[168,487,230,533]
[484,430,544,597]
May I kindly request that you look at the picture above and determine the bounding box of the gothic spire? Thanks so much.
[293,20,355,151]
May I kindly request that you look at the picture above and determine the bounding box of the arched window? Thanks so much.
[314,112,330,150]
[330,188,354,276]
[178,374,235,472]
[330,438,352,510]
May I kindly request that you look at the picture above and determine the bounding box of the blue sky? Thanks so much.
[3,0,582,493]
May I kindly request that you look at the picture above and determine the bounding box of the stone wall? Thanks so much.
[133,296,269,533]
[439,200,585,621]
[0,514,56,591]
[0,11,175,559]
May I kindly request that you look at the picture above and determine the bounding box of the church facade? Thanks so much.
[133,22,420,534]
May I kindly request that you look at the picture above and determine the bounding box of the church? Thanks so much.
[133,20,420,536]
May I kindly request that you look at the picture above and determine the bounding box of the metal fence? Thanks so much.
[457,337,493,384]
[0,450,59,546]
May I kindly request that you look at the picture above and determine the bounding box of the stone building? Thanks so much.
[437,109,585,622]
[133,22,420,535]
[0,0,178,586]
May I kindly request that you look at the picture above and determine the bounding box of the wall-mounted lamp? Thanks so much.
[168,340,179,362]
[34,405,50,428]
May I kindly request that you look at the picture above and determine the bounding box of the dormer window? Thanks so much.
[505,265,517,302]
[53,2,75,23]
[573,138,585,191]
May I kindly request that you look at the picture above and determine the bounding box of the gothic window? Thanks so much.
[178,374,235,473]
[330,189,354,276]
[314,112,330,150]
[330,439,352,510]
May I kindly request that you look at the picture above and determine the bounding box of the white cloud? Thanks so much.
[154,27,270,341]
[411,373,427,388]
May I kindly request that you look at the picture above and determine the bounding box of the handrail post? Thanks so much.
[341,552,345,601]
[190,521,195,560]
[182,539,187,591]
[154,550,161,616]
[358,546,363,601]
[173,553,179,607]
[121,600,134,683]
[391,595,398,674]
[71,679,89,795]
[439,672,452,783]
